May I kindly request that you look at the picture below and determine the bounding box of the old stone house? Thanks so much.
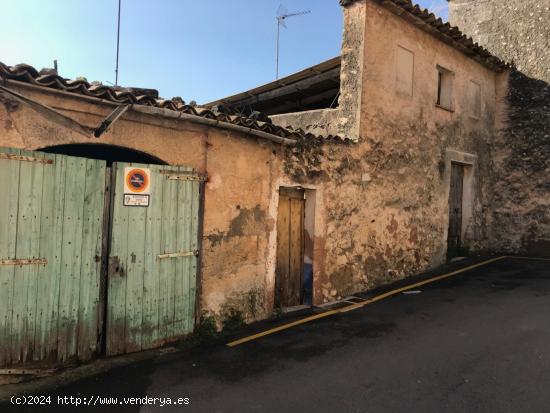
[0,0,547,367]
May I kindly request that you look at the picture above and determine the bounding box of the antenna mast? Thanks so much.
[115,0,122,86]
[276,5,311,79]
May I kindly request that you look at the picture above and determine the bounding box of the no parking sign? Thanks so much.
[123,167,151,206]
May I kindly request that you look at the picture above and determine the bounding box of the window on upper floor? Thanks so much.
[396,46,414,97]
[436,65,454,111]
[469,81,481,118]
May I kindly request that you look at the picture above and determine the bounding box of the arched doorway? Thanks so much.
[39,143,167,166]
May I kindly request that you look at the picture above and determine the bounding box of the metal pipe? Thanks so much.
[131,106,298,146]
[276,19,280,79]
[3,80,298,146]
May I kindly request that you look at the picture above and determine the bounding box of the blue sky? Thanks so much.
[1,1,448,104]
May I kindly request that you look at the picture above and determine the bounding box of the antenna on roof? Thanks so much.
[276,5,311,79]
[428,0,448,20]
[115,0,122,87]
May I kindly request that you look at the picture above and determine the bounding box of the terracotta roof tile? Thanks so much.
[0,61,347,142]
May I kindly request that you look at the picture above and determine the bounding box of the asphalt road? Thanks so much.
[3,257,550,412]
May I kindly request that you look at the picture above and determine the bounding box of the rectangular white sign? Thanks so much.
[123,194,150,207]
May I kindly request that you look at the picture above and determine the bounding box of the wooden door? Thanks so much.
[276,188,305,308]
[106,162,201,356]
[448,163,464,253]
[0,147,105,366]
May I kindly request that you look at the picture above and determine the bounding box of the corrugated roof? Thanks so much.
[341,0,508,72]
[0,62,345,142]
[206,57,341,113]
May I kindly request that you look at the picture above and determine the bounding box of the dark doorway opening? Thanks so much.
[39,144,167,166]
[448,162,465,259]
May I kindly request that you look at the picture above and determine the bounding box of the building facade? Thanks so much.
[0,0,547,367]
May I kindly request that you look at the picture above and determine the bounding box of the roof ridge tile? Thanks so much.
[340,0,508,71]
[0,60,346,143]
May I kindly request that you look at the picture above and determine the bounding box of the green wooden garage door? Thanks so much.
[0,147,105,366]
[0,149,201,366]
[106,162,201,356]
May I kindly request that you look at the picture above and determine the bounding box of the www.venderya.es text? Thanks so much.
[11,395,190,407]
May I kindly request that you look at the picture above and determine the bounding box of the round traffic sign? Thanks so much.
[125,168,149,193]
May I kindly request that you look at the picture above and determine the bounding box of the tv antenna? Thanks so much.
[427,0,447,19]
[276,5,310,79]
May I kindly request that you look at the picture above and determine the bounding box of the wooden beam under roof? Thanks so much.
[205,56,341,107]
[264,88,340,115]
[217,67,341,110]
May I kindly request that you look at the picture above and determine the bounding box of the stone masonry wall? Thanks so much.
[448,0,550,82]
[489,71,550,255]
[0,0,526,331]
[280,0,501,299]
[450,0,550,255]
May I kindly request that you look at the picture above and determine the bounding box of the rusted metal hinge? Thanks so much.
[0,152,53,164]
[159,170,207,182]
[166,174,206,181]
[157,250,199,260]
[0,258,47,266]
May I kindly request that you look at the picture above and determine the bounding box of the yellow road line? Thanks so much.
[226,310,340,347]
[227,256,508,347]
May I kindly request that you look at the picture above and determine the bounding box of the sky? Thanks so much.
[0,1,448,104]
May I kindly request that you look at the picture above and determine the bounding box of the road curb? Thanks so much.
[0,347,177,402]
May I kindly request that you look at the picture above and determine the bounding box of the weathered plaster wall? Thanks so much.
[0,83,207,167]
[360,0,499,256]
[280,0,500,300]
[272,108,339,138]
[0,83,285,323]
[0,0,510,327]
[200,132,278,321]
[449,0,550,256]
